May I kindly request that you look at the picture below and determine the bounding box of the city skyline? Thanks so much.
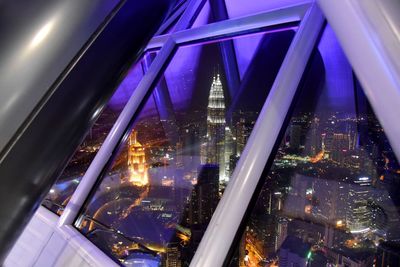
[71,64,267,266]
[40,24,400,267]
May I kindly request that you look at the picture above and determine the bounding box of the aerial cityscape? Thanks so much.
[42,28,400,267]
[74,71,261,266]
[44,65,400,266]
[232,108,400,267]
[42,104,124,215]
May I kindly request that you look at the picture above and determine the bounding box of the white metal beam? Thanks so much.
[146,3,308,50]
[173,3,307,44]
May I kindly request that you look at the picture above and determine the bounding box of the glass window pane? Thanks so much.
[75,27,296,266]
[156,0,187,36]
[226,25,400,267]
[233,34,265,81]
[191,1,215,29]
[42,55,152,215]
[159,17,181,35]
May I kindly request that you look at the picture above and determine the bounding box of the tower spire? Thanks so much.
[206,69,227,183]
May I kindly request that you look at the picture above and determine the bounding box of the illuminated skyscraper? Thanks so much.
[206,74,227,182]
[127,131,149,186]
[165,243,182,267]
[224,126,235,177]
[347,177,373,234]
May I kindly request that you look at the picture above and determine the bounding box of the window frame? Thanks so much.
[42,1,314,265]
[35,0,400,266]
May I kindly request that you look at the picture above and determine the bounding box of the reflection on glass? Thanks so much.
[157,0,186,36]
[42,56,148,215]
[228,26,400,267]
[191,1,216,29]
[75,28,296,266]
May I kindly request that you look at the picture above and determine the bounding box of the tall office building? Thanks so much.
[305,117,321,156]
[331,133,350,163]
[346,177,373,234]
[289,124,302,151]
[206,74,227,183]
[276,218,288,251]
[224,126,235,178]
[164,243,182,267]
[189,165,220,225]
[127,131,149,186]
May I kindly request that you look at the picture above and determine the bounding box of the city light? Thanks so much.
[127,131,149,186]
[350,227,370,234]
[336,220,343,227]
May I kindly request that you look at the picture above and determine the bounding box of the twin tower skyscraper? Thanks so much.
[205,73,233,184]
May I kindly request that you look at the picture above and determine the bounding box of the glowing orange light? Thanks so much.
[127,131,149,186]
[176,233,190,244]
[305,205,312,214]
[310,150,324,163]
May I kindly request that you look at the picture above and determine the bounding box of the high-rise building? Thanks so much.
[206,74,227,183]
[224,126,235,179]
[127,131,149,186]
[164,243,182,267]
[234,115,254,157]
[235,117,247,156]
[289,124,302,151]
[276,218,288,251]
[331,133,350,163]
[346,177,373,234]
[305,117,321,156]
[176,140,184,169]
[189,164,219,225]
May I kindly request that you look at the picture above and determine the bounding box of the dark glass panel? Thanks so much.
[191,1,216,28]
[157,0,187,36]
[227,25,400,267]
[42,55,150,215]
